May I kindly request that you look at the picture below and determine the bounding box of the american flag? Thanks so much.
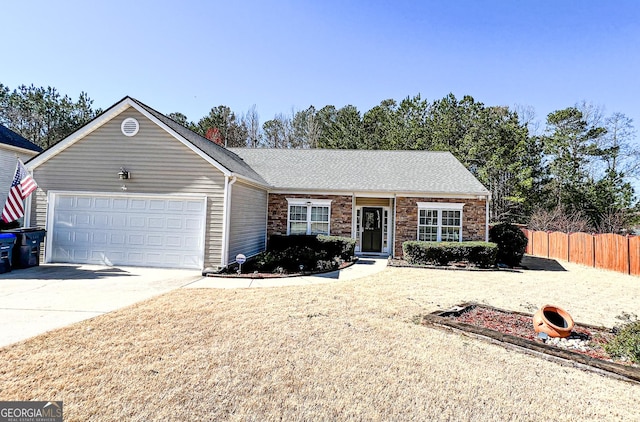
[2,159,38,223]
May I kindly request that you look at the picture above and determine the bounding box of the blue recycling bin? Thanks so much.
[6,228,46,269]
[0,233,17,273]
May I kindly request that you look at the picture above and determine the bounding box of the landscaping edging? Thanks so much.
[388,259,513,272]
[419,303,640,384]
[205,258,358,279]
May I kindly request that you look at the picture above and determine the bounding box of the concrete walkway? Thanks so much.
[0,265,202,348]
[0,258,387,347]
[185,257,389,289]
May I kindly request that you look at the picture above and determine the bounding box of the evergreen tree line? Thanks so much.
[1,84,638,230]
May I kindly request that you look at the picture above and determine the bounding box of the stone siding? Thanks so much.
[394,197,487,257]
[267,193,353,240]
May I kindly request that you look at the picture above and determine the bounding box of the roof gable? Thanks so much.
[27,97,267,186]
[0,124,42,153]
[230,148,490,196]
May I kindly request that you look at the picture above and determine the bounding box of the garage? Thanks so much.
[47,193,206,269]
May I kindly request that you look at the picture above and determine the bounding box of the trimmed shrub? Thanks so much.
[489,223,528,267]
[318,235,356,261]
[268,234,319,251]
[242,234,356,274]
[403,241,497,268]
[605,320,640,364]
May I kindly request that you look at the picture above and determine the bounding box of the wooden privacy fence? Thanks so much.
[522,229,640,277]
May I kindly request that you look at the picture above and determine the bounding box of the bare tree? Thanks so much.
[595,208,631,234]
[602,112,639,177]
[513,103,541,136]
[528,206,593,233]
[242,105,261,148]
[262,113,293,148]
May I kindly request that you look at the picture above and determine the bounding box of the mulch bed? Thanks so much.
[419,303,640,384]
[205,259,356,279]
[388,259,507,271]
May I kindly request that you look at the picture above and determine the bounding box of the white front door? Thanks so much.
[48,193,206,269]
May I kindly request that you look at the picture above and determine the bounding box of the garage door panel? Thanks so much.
[94,198,110,208]
[93,232,108,244]
[50,194,205,269]
[76,197,93,209]
[167,201,185,211]
[129,216,146,228]
[113,199,128,209]
[110,233,126,244]
[148,218,165,229]
[166,218,183,229]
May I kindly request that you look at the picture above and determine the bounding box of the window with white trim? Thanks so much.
[417,202,464,242]
[287,199,331,235]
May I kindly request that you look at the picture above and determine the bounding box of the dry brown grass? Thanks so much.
[2,261,640,421]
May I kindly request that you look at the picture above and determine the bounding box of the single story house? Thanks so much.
[25,97,490,270]
[1,124,43,207]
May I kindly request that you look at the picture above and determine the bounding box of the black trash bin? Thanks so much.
[7,228,46,269]
[0,233,17,273]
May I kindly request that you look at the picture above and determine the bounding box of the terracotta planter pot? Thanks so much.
[533,305,574,338]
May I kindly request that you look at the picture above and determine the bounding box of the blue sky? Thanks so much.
[3,1,640,135]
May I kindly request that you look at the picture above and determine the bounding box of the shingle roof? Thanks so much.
[129,98,268,186]
[230,148,490,195]
[0,124,42,152]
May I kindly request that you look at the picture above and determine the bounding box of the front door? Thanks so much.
[361,207,382,253]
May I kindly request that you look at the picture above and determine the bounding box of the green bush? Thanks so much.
[605,320,640,364]
[402,241,497,268]
[489,223,528,267]
[317,235,356,261]
[241,234,356,274]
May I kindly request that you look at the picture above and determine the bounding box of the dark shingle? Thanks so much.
[0,124,42,152]
[129,98,268,186]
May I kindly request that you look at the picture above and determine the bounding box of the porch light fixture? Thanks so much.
[306,201,313,206]
[118,167,130,180]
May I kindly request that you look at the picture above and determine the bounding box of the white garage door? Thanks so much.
[49,193,206,269]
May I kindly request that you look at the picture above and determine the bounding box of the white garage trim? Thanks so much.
[45,191,207,269]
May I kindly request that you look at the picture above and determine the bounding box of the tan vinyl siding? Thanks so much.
[30,107,227,268]
[227,181,268,263]
[355,197,391,207]
[0,148,38,207]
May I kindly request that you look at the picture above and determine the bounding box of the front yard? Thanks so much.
[1,259,639,420]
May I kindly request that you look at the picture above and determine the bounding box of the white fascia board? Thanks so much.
[286,197,333,206]
[126,100,232,178]
[1,144,40,156]
[25,97,257,183]
[231,175,271,190]
[269,188,489,199]
[417,201,465,210]
[129,101,270,189]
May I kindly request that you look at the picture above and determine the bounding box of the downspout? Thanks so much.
[24,194,32,228]
[485,194,490,242]
[351,193,356,241]
[220,175,237,268]
[392,194,397,258]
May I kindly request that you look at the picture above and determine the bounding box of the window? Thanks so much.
[286,199,331,235]
[417,202,464,242]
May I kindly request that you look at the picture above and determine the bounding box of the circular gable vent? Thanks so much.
[121,117,139,137]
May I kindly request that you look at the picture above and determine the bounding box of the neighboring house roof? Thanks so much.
[27,97,268,186]
[230,148,490,196]
[0,124,42,153]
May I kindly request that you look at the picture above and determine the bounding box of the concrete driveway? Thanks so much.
[0,264,202,348]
